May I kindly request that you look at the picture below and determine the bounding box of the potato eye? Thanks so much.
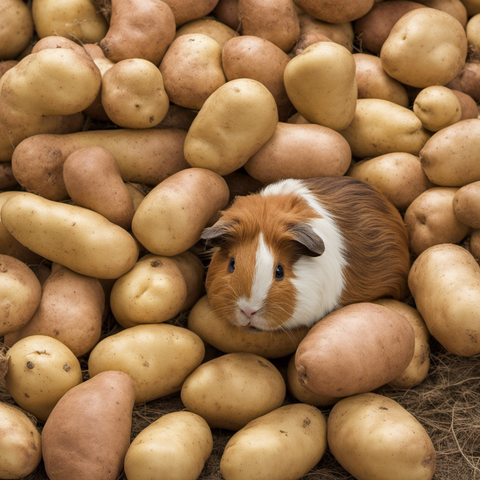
[228,257,235,273]
[275,264,284,281]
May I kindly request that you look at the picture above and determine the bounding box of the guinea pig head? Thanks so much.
[201,192,325,332]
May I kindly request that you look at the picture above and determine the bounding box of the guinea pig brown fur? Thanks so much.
[201,176,410,332]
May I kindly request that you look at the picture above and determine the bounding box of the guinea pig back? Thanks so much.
[201,176,410,331]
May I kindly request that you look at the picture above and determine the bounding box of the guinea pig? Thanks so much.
[200,176,411,332]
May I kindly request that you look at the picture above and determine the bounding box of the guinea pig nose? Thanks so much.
[242,308,257,318]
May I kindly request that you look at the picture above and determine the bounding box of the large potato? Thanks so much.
[220,404,327,480]
[328,393,436,480]
[124,411,213,480]
[88,323,205,403]
[184,78,278,175]
[284,41,357,131]
[453,181,480,228]
[295,303,415,397]
[132,168,229,256]
[4,335,83,422]
[1,192,139,279]
[408,243,480,356]
[180,352,286,430]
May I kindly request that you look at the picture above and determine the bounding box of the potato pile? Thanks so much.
[1,0,480,479]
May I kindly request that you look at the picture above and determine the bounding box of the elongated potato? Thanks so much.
[1,193,139,279]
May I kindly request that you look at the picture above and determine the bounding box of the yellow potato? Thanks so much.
[162,0,220,27]
[0,0,34,60]
[184,78,278,175]
[1,192,140,279]
[408,243,480,356]
[453,180,480,228]
[88,323,205,404]
[187,295,309,359]
[132,168,230,256]
[124,411,213,480]
[220,403,327,480]
[467,13,480,57]
[175,16,239,48]
[0,402,42,479]
[328,393,436,480]
[284,41,357,131]
[5,335,83,422]
[180,352,286,430]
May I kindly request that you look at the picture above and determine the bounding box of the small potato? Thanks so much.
[0,402,42,479]
[294,0,374,23]
[0,254,41,337]
[220,404,327,480]
[453,181,480,228]
[5,335,83,422]
[244,122,352,183]
[328,393,436,480]
[63,146,135,230]
[110,254,188,328]
[404,187,471,256]
[124,411,213,480]
[88,324,205,404]
[295,303,415,398]
[184,78,278,175]
[181,352,286,430]
[452,89,479,121]
[409,243,480,356]
[284,41,357,131]
[0,0,34,60]
[187,295,309,359]
[446,61,480,103]
[132,168,230,256]
[102,58,170,128]
[175,16,239,48]
[347,152,434,211]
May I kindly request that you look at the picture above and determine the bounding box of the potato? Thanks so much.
[4,264,105,357]
[162,0,219,26]
[243,122,352,183]
[132,168,229,256]
[0,254,41,337]
[32,0,108,43]
[102,58,170,128]
[88,323,205,403]
[416,0,468,27]
[4,335,83,422]
[340,99,431,158]
[187,295,309,358]
[462,0,480,16]
[0,402,42,479]
[446,61,480,103]
[159,33,225,110]
[408,243,480,356]
[1,192,140,279]
[347,152,434,211]
[328,393,436,480]
[175,17,239,48]
[373,299,430,389]
[180,352,286,430]
[294,0,374,23]
[453,181,480,228]
[184,78,278,175]
[222,35,294,121]
[353,53,409,107]
[467,13,480,57]
[419,119,480,186]
[452,89,479,121]
[99,0,176,64]
[380,8,468,88]
[124,411,213,480]
[295,302,415,398]
[284,41,357,132]
[42,370,135,480]
[110,254,188,328]
[12,128,189,201]
[220,404,327,480]
[404,187,471,256]
[0,0,34,60]
[237,0,300,53]
[469,229,480,259]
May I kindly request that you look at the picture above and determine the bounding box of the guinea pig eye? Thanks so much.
[228,257,235,273]
[275,264,284,281]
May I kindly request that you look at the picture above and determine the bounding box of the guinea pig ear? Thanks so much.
[201,220,235,248]
[289,223,325,257]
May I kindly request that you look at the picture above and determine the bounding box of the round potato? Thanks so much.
[5,335,83,422]
[328,393,436,480]
[0,0,34,60]
[175,16,239,48]
[88,323,205,404]
[187,295,309,359]
[453,181,480,228]
[0,402,42,479]
[295,302,415,398]
[124,411,213,480]
[220,404,327,480]
[180,352,286,430]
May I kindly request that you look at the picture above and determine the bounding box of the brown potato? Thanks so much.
[213,0,240,30]
[453,181,480,229]
[447,62,480,103]
[451,89,479,120]
[163,0,220,26]
[417,0,467,27]
[294,0,375,23]
[297,14,353,51]
[0,162,17,190]
[175,16,239,47]
[42,371,135,480]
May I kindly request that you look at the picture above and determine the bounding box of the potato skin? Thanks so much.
[453,181,480,228]
[294,0,375,23]
[0,0,34,60]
